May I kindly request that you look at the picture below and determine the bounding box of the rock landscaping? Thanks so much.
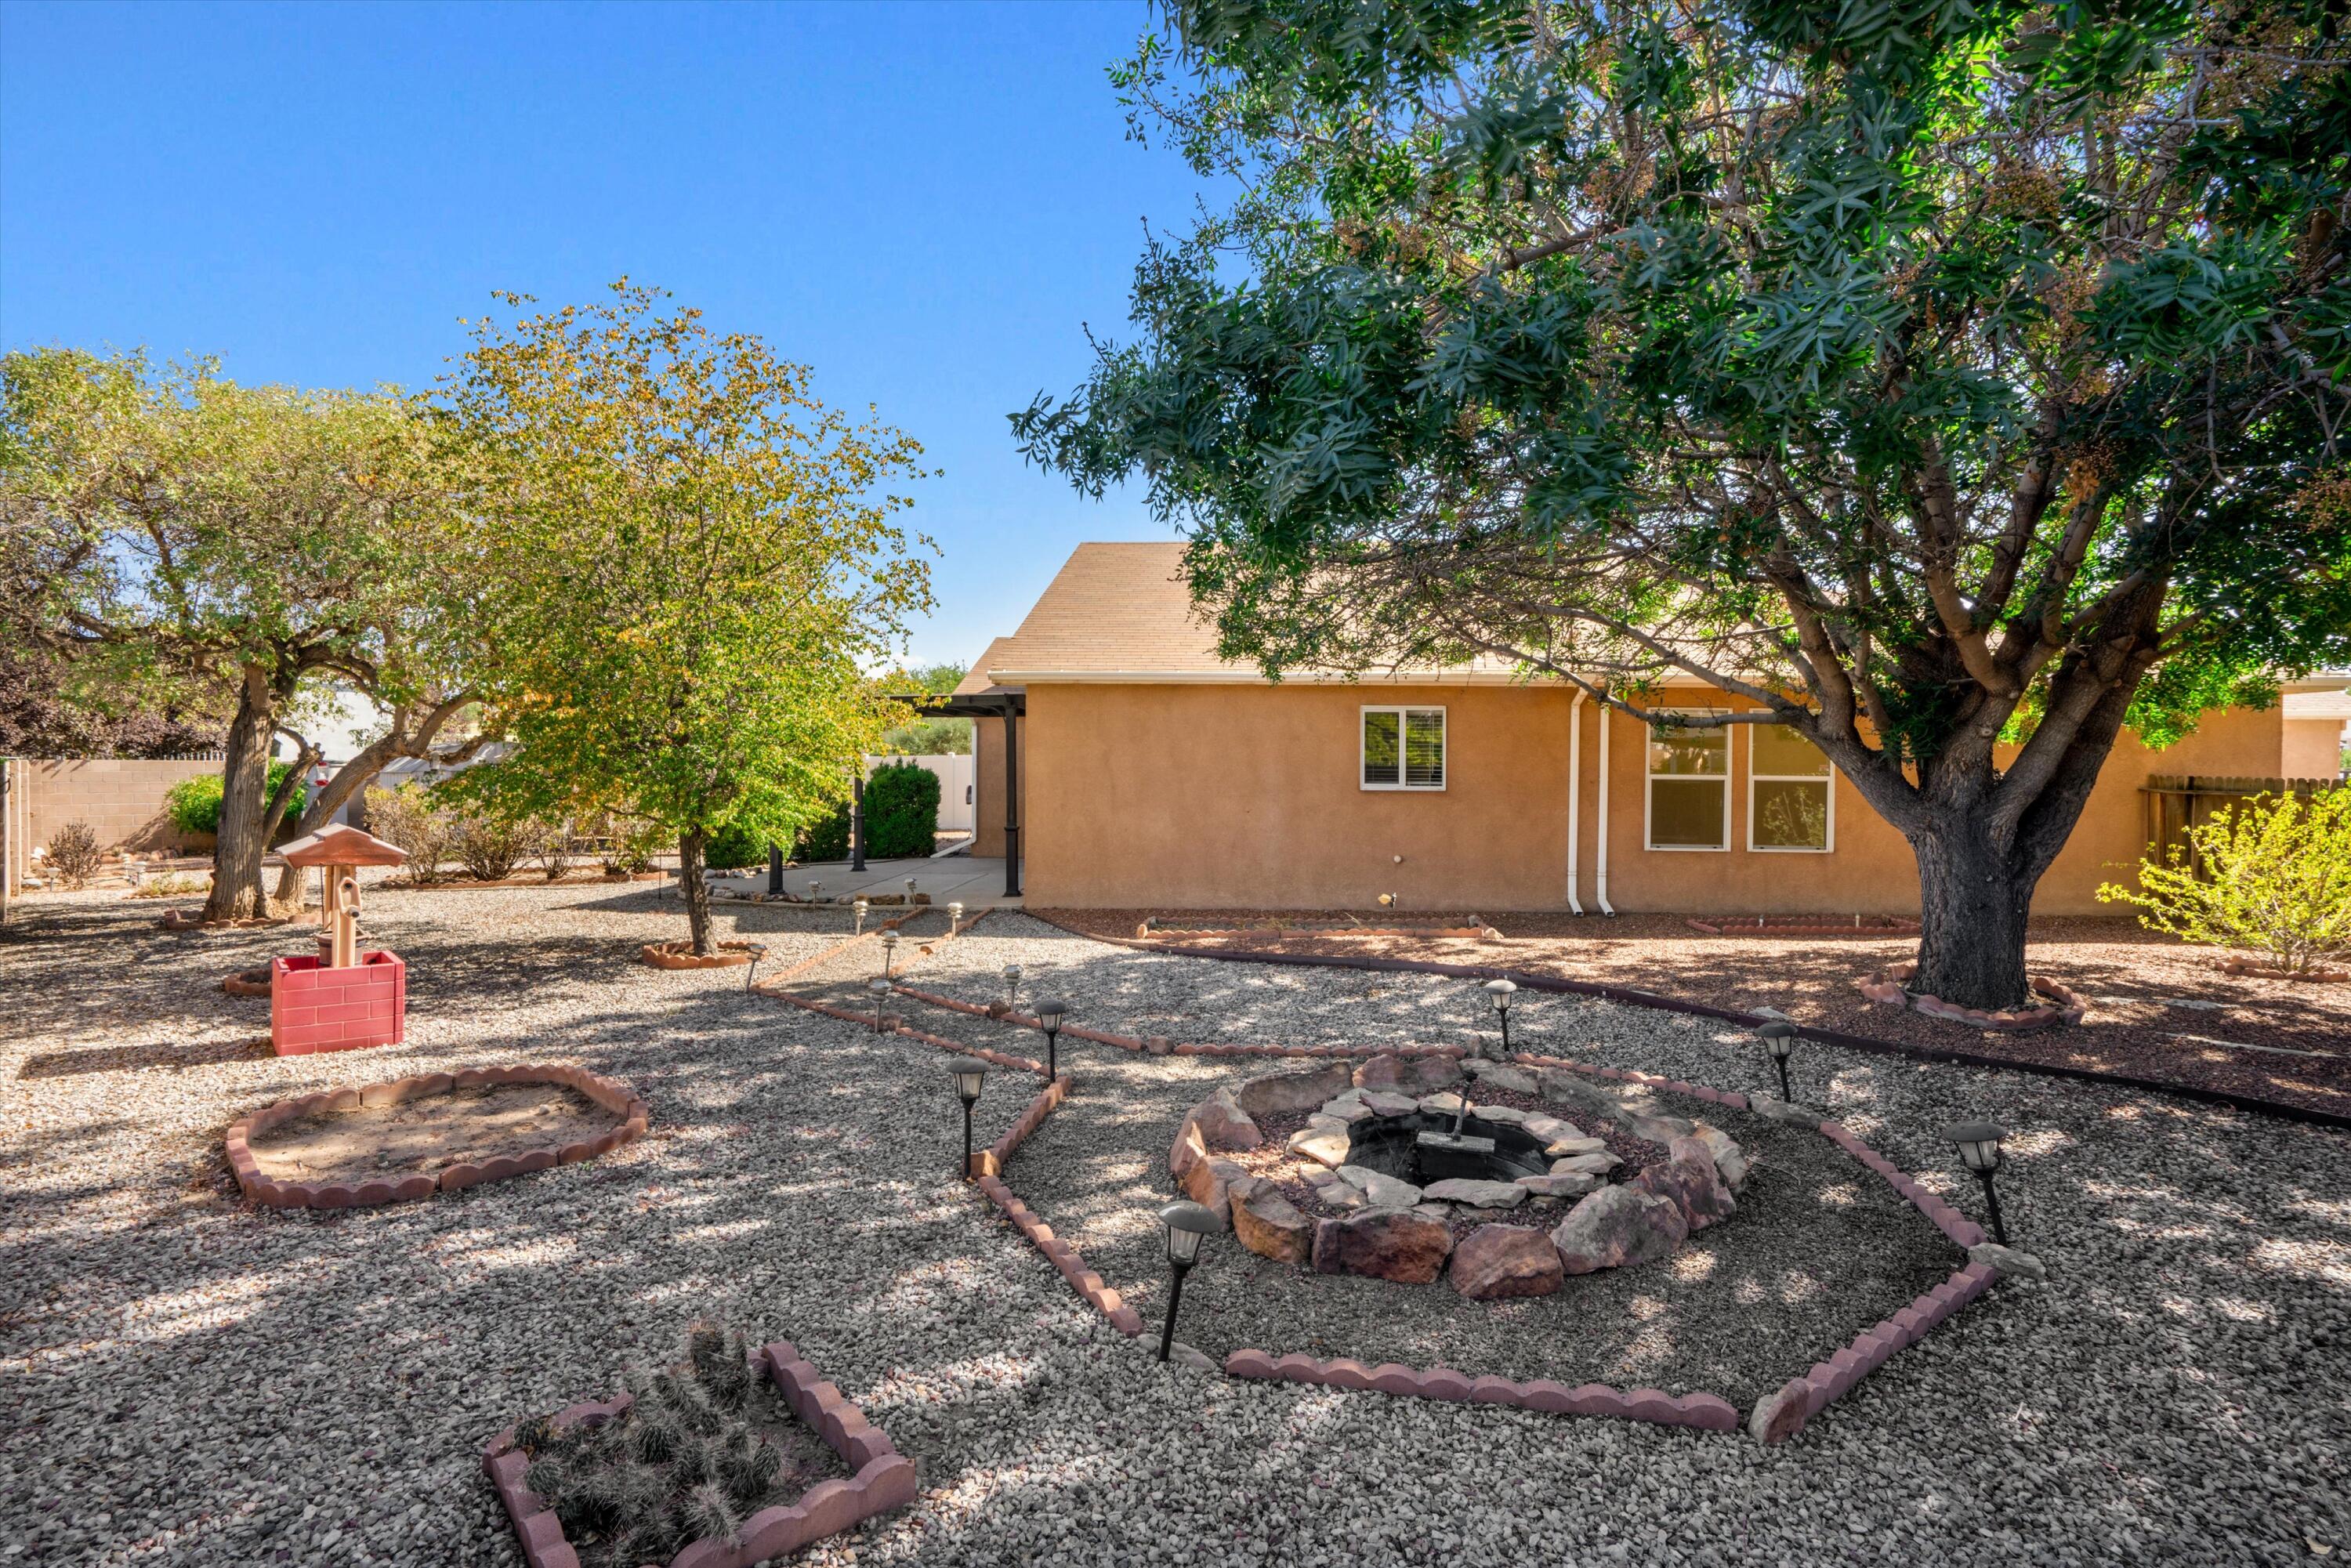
[5,887,2349,1564]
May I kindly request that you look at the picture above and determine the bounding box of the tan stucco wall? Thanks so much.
[16,757,221,859]
[969,715,1025,860]
[2284,718,2346,780]
[1018,683,2295,915]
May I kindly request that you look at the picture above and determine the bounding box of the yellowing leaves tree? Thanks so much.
[437,283,933,956]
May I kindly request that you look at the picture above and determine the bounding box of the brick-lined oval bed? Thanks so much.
[221,966,271,997]
[641,939,763,969]
[225,1065,650,1209]
[483,1338,917,1568]
[1857,961,2088,1031]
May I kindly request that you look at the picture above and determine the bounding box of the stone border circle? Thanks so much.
[641,939,765,969]
[1857,960,2088,1030]
[225,1064,650,1210]
[483,1338,918,1568]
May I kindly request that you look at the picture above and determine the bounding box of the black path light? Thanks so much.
[879,929,900,979]
[1034,998,1068,1081]
[868,977,891,1034]
[948,1057,990,1180]
[1155,1200,1216,1363]
[1483,978,1518,1056]
[1002,964,1022,1008]
[1756,1020,1798,1103]
[1943,1121,2011,1245]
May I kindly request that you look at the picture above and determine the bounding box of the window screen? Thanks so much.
[1363,707,1444,790]
[1646,713,1727,848]
[1751,723,1832,850]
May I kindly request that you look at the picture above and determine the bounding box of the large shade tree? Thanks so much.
[437,284,933,957]
[1018,0,2351,1009]
[1,350,475,919]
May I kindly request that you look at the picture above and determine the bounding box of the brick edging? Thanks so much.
[1018,915,2351,1131]
[1221,1351,1739,1430]
[481,1339,918,1568]
[226,1065,650,1210]
[753,906,932,988]
[763,990,1048,1076]
[976,1171,1147,1335]
[1745,1261,2001,1444]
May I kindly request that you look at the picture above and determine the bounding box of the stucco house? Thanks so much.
[940,541,2349,914]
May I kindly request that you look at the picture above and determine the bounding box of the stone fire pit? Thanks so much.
[1171,1053,1749,1298]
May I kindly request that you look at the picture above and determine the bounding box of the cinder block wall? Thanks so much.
[16,756,223,858]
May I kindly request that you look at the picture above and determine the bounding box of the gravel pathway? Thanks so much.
[3,894,2346,1566]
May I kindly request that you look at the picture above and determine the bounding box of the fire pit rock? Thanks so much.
[1176,1061,1752,1296]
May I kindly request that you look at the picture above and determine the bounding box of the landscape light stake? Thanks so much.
[854,897,869,936]
[948,1058,989,1180]
[868,977,891,1034]
[904,876,918,902]
[880,929,899,979]
[1034,999,1067,1082]
[1003,964,1022,1009]
[1757,1020,1797,1103]
[1943,1121,2010,1245]
[1155,1200,1215,1363]
[1483,978,1516,1056]
[947,901,965,935]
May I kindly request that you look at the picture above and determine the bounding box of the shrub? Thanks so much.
[455,813,530,882]
[365,784,458,884]
[165,765,308,837]
[524,818,571,880]
[2099,790,2351,975]
[862,762,940,860]
[795,800,852,863]
[45,820,103,888]
[597,816,668,875]
[700,821,770,872]
[128,871,210,900]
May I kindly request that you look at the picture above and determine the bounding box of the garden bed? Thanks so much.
[642,940,764,970]
[226,1065,648,1208]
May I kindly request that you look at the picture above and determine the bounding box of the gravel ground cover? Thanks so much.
[2,893,2346,1566]
[1041,909,2351,1117]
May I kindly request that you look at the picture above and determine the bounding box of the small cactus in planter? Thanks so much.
[508,1322,847,1566]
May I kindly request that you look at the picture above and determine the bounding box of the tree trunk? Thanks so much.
[1907,813,2035,1010]
[266,697,483,908]
[679,825,712,956]
[201,667,283,922]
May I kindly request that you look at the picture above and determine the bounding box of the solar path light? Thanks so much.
[880,929,900,979]
[1756,1020,1798,1103]
[868,977,890,1033]
[1155,1200,1216,1363]
[1483,978,1518,1056]
[948,1058,990,1180]
[1034,998,1068,1082]
[1943,1121,2011,1245]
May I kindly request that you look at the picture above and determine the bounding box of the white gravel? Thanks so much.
[3,894,2346,1566]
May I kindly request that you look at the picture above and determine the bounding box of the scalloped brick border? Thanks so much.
[482,1339,917,1568]
[222,968,271,997]
[1221,1352,1739,1430]
[641,939,762,969]
[225,1065,650,1210]
[1687,915,1918,936]
[888,983,1465,1065]
[1857,960,2088,1031]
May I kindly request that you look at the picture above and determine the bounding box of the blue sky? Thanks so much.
[0,0,1211,668]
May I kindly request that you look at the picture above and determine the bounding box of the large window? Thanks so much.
[1362,707,1445,790]
[1646,712,1730,849]
[1750,722,1834,851]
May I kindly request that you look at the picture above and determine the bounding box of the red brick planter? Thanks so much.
[270,950,406,1055]
[483,1339,917,1568]
[226,1064,650,1210]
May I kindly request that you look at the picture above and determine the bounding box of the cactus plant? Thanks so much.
[507,1321,846,1566]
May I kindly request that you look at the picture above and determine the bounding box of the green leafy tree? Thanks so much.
[1020,1,2351,1008]
[437,283,933,956]
[2099,789,2350,973]
[882,661,973,754]
[1,349,476,920]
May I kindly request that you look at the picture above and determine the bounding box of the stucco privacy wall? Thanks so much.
[970,715,1027,860]
[2284,718,2346,779]
[12,756,220,861]
[1016,683,2291,915]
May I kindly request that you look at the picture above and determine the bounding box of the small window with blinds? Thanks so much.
[1362,707,1445,791]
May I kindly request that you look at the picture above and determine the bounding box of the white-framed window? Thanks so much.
[1361,706,1446,790]
[1749,722,1835,852]
[1645,711,1729,849]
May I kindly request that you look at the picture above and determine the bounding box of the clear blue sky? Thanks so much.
[0,0,1210,668]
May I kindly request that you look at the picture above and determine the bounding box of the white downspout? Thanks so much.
[1595,701,1617,916]
[1565,690,1585,914]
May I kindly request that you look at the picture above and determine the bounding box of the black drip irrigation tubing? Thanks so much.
[1027,917,2351,1135]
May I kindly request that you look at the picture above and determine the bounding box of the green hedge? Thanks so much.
[864,762,940,859]
[795,801,853,862]
[165,764,309,837]
[703,821,769,871]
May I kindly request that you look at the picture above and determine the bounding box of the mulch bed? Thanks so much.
[1040,910,2351,1120]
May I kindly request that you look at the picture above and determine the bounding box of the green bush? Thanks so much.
[702,822,769,872]
[863,762,940,859]
[2099,789,2351,974]
[165,764,307,837]
[795,801,853,863]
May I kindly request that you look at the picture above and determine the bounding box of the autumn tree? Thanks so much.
[437,284,933,957]
[0,349,479,919]
[1020,0,2351,1009]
